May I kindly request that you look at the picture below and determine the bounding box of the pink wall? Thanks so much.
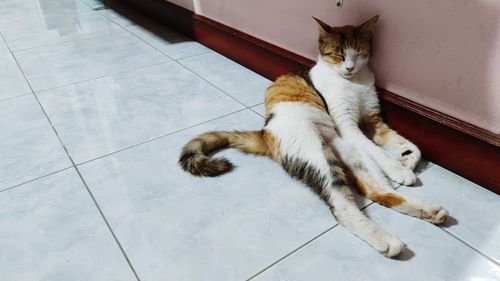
[172,0,499,134]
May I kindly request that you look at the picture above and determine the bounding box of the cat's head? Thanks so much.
[313,15,379,78]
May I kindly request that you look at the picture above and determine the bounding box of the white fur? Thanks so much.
[266,102,335,176]
[310,57,417,185]
[340,48,369,78]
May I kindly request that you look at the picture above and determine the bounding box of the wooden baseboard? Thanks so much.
[115,0,499,193]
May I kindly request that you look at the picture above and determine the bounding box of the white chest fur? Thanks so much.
[310,58,379,125]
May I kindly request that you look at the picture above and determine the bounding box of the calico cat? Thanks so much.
[179,15,448,258]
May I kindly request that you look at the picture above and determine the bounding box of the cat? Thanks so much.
[178,15,449,258]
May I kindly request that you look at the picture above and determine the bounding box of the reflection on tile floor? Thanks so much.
[0,1,499,280]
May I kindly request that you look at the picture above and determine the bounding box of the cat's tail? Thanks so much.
[179,130,270,177]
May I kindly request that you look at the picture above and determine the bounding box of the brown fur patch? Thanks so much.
[361,113,395,146]
[265,74,327,113]
[377,127,392,145]
[352,173,405,207]
[262,129,279,160]
[353,176,369,196]
[372,193,406,207]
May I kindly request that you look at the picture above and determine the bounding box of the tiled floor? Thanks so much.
[1,1,499,280]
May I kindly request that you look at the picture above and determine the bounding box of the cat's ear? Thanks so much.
[312,17,331,35]
[358,15,379,35]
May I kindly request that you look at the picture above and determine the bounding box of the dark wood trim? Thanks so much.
[380,91,499,146]
[115,0,500,193]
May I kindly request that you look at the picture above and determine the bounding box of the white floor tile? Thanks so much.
[0,52,31,101]
[0,169,136,281]
[0,37,9,53]
[38,62,245,163]
[251,103,265,117]
[2,10,122,51]
[15,31,168,91]
[179,52,271,106]
[253,203,500,281]
[0,95,71,191]
[399,165,500,263]
[0,0,95,31]
[125,23,211,60]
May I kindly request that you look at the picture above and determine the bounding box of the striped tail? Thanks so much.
[179,130,269,177]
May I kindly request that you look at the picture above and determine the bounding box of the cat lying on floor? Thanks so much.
[179,15,448,258]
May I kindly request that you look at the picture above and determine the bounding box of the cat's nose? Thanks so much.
[346,67,354,72]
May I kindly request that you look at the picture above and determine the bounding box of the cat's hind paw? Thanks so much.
[421,206,449,225]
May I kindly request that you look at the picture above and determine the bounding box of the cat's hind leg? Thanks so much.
[272,130,403,256]
[280,143,405,257]
[334,139,448,224]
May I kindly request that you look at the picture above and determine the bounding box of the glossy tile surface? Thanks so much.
[0,36,9,53]
[253,203,500,281]
[0,169,136,281]
[0,0,95,30]
[0,52,31,101]
[179,52,270,106]
[0,95,71,191]
[126,23,211,60]
[38,62,245,163]
[2,10,122,51]
[398,165,500,263]
[15,31,168,91]
[78,110,336,281]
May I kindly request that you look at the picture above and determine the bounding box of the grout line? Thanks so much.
[172,50,213,61]
[35,61,170,95]
[438,227,500,266]
[0,92,33,104]
[76,107,249,166]
[0,32,142,281]
[247,200,376,280]
[0,166,74,194]
[71,164,142,281]
[248,103,265,118]
[246,223,339,281]
[10,29,127,53]
[176,59,251,109]
[106,14,255,110]
[248,107,265,118]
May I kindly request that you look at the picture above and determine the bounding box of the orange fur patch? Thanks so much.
[353,175,405,207]
[372,193,406,207]
[262,129,279,160]
[265,74,327,113]
[361,113,395,146]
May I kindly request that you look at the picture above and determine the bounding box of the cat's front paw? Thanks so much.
[400,146,421,170]
[384,162,416,186]
[373,234,405,258]
[421,205,449,225]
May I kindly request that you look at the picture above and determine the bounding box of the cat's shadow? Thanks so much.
[441,216,459,228]
[395,247,415,261]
